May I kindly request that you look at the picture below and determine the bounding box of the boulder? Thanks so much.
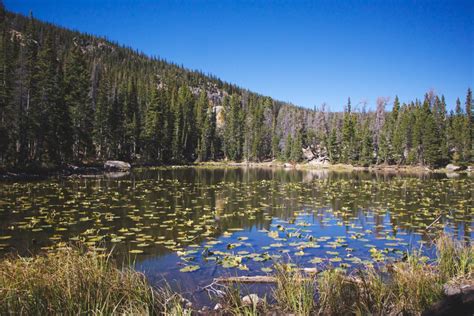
[302,147,315,161]
[104,160,131,171]
[423,283,474,316]
[241,294,261,306]
[308,157,331,166]
[446,164,465,172]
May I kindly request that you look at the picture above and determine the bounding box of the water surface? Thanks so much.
[0,167,472,303]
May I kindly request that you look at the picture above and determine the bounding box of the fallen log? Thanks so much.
[213,272,363,285]
[214,276,277,283]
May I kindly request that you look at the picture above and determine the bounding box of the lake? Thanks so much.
[0,167,472,304]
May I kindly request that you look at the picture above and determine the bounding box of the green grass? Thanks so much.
[0,246,187,315]
[316,268,356,315]
[436,233,474,281]
[272,263,316,315]
[216,285,266,316]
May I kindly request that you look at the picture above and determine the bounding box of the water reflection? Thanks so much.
[0,167,472,302]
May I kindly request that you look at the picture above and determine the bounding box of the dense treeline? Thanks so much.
[0,4,472,169]
[323,93,473,167]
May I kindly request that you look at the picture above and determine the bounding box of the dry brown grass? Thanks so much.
[0,246,188,315]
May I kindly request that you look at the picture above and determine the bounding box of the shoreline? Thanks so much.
[0,160,471,181]
[196,160,472,174]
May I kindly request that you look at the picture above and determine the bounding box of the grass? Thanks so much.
[436,233,474,281]
[312,234,472,316]
[272,263,316,315]
[0,245,188,315]
[387,252,444,315]
[317,268,358,315]
[216,285,267,316]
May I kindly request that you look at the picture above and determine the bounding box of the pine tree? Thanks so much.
[284,134,293,161]
[341,98,356,163]
[64,46,94,161]
[123,80,141,160]
[178,86,196,161]
[93,71,111,159]
[359,118,373,166]
[196,91,212,161]
[327,126,339,163]
[290,131,302,162]
[107,87,125,159]
[144,84,164,162]
[451,98,465,162]
[464,88,473,162]
[420,95,441,167]
[209,105,217,160]
[432,95,448,163]
[171,87,183,162]
[270,99,280,160]
[0,3,14,164]
[223,94,243,161]
[392,103,408,165]
[16,12,39,164]
[34,32,72,163]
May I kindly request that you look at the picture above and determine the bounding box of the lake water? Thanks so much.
[0,167,472,304]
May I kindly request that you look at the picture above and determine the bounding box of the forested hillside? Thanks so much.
[0,4,472,170]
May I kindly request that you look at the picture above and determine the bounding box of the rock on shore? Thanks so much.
[104,161,131,171]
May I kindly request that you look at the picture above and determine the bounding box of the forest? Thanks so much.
[0,4,472,170]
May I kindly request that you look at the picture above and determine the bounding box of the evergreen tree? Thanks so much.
[420,95,441,167]
[0,3,14,164]
[123,80,141,160]
[284,134,293,161]
[432,95,449,163]
[34,32,72,163]
[327,126,339,163]
[341,98,356,163]
[223,94,244,161]
[64,46,94,160]
[359,118,373,166]
[464,88,473,162]
[270,99,280,160]
[290,131,302,162]
[392,103,408,165]
[451,98,465,162]
[93,71,111,159]
[144,84,164,162]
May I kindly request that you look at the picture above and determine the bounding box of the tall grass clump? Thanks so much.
[272,263,316,315]
[0,246,187,315]
[317,268,359,315]
[389,252,444,315]
[314,233,473,315]
[216,285,266,316]
[436,233,474,281]
[352,267,394,315]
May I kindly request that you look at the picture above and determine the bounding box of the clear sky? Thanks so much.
[5,0,473,111]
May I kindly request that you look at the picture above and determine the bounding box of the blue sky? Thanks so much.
[5,0,473,111]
